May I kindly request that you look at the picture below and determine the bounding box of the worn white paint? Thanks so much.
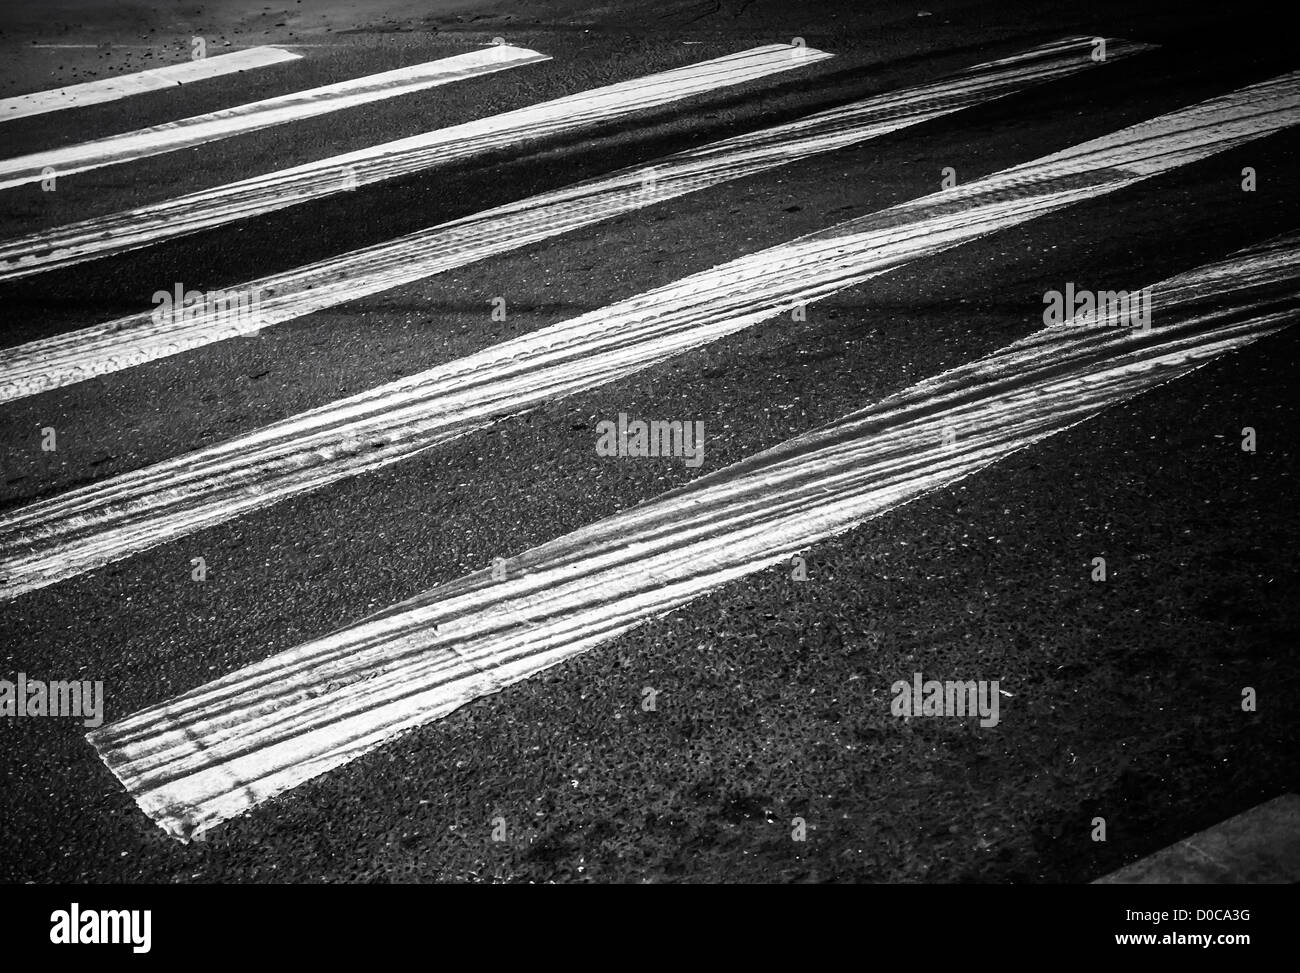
[0,47,302,122]
[0,46,551,189]
[88,231,1300,840]
[2,71,1295,602]
[0,43,833,279]
[0,36,1151,402]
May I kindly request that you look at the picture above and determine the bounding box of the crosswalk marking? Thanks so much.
[0,36,1151,403]
[0,46,551,191]
[2,71,1295,602]
[0,43,833,280]
[86,231,1300,841]
[0,47,303,122]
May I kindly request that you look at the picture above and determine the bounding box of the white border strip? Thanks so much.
[0,46,551,191]
[0,43,832,278]
[88,232,1300,840]
[0,47,303,122]
[1,71,1295,602]
[0,36,1152,403]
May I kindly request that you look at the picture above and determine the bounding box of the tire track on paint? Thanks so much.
[0,47,303,122]
[0,46,551,190]
[2,70,1296,601]
[0,43,832,279]
[87,231,1300,840]
[0,36,1151,402]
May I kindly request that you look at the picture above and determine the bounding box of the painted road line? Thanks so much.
[0,36,1153,403]
[0,43,833,279]
[86,232,1300,840]
[1,72,1296,601]
[1094,794,1300,883]
[0,46,551,191]
[0,47,303,123]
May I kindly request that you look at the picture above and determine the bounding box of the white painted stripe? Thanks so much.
[0,47,303,122]
[0,44,832,278]
[2,72,1295,603]
[29,44,339,49]
[1093,794,1300,883]
[87,232,1300,840]
[0,47,551,191]
[0,36,1152,403]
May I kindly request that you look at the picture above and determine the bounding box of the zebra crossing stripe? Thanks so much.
[0,36,1152,402]
[2,71,1297,602]
[0,43,833,279]
[0,47,303,122]
[0,45,551,190]
[86,231,1300,840]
